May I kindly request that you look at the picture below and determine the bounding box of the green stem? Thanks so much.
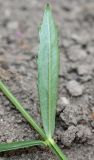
[0,80,46,140]
[0,80,68,160]
[48,139,68,160]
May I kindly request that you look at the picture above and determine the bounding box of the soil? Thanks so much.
[0,0,94,159]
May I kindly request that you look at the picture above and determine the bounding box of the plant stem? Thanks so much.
[0,80,68,160]
[0,80,46,140]
[48,139,68,160]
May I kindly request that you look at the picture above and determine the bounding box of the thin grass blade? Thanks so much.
[38,4,59,138]
[0,140,46,152]
[0,80,46,140]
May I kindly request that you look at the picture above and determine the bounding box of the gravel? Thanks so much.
[77,64,92,76]
[66,80,83,96]
[67,45,87,62]
[61,125,77,147]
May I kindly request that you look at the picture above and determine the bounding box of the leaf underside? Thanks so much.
[38,4,59,138]
[0,140,45,152]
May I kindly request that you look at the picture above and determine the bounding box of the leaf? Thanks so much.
[0,140,45,152]
[38,4,59,138]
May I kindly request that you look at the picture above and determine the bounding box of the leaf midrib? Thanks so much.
[47,10,52,138]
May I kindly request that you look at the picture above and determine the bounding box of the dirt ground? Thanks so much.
[0,0,94,159]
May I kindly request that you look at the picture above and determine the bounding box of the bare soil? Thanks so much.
[0,0,94,159]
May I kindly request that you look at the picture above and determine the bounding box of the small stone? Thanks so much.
[66,80,83,96]
[80,75,92,82]
[16,118,23,124]
[57,97,70,113]
[77,64,92,76]
[61,125,77,147]
[4,9,11,17]
[61,97,70,106]
[60,105,78,125]
[62,38,73,48]
[67,45,87,61]
[71,31,89,45]
[60,103,89,126]
[6,35,15,44]
[3,100,9,106]
[55,129,62,141]
[7,21,19,30]
[19,66,26,74]
[76,125,92,142]
[0,119,3,122]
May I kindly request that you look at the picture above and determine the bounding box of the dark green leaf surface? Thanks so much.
[38,4,59,138]
[0,140,45,152]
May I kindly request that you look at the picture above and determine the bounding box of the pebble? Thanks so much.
[76,125,92,142]
[67,45,87,61]
[7,21,19,30]
[77,64,92,76]
[71,31,89,45]
[66,80,83,96]
[60,103,89,126]
[60,104,80,125]
[61,125,77,147]
[19,66,26,74]
[61,97,70,105]
[4,9,11,17]
[3,99,9,106]
[61,124,92,146]
[55,129,62,141]
[80,75,92,82]
[57,97,70,113]
[62,38,73,48]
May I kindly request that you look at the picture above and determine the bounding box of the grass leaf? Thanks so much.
[38,4,59,138]
[0,140,46,152]
[0,80,46,140]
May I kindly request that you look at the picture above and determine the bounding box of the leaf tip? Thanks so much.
[46,3,50,7]
[45,3,51,11]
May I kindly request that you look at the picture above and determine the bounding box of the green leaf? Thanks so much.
[38,4,59,138]
[0,140,46,152]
